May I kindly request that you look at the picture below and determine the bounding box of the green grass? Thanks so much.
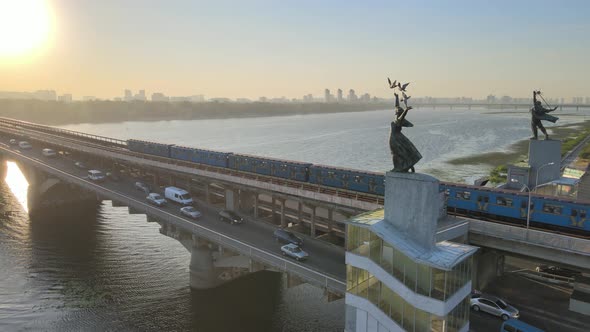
[489,165,508,184]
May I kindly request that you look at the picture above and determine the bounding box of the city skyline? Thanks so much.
[0,1,589,100]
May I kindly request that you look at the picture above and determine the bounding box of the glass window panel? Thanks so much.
[381,242,394,275]
[369,232,382,264]
[359,269,369,298]
[417,264,431,297]
[415,308,430,332]
[392,246,404,281]
[359,227,370,257]
[346,265,353,292]
[404,256,417,292]
[432,268,445,300]
[379,283,392,317]
[368,276,380,305]
[403,301,415,332]
[347,225,358,252]
[390,291,403,324]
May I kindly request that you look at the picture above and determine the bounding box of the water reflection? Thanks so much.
[4,161,29,212]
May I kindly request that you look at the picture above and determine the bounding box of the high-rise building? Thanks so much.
[134,89,146,101]
[32,90,57,101]
[337,89,343,102]
[58,94,72,103]
[324,89,332,103]
[151,92,169,102]
[348,89,358,102]
[124,89,133,101]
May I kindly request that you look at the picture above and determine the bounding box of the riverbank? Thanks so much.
[0,99,394,126]
[447,120,590,183]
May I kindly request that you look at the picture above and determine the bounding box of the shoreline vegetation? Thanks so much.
[0,99,394,126]
[447,120,590,184]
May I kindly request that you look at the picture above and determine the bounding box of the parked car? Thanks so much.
[274,228,303,246]
[42,148,57,157]
[18,141,32,149]
[180,206,202,219]
[218,210,243,225]
[135,181,150,193]
[74,161,87,169]
[470,294,519,321]
[146,193,167,206]
[164,186,193,205]
[535,265,581,278]
[9,139,17,145]
[281,243,309,261]
[87,170,106,182]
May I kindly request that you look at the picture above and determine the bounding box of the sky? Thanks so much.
[0,0,589,100]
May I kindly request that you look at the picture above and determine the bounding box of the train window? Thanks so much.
[477,196,489,203]
[328,171,336,179]
[477,196,482,202]
[455,191,471,200]
[542,204,562,215]
[497,197,513,207]
[581,210,587,218]
[354,176,362,183]
[571,209,578,217]
[444,189,450,196]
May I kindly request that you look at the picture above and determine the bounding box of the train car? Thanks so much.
[170,145,230,168]
[308,165,385,195]
[228,154,311,182]
[127,139,173,158]
[441,182,590,236]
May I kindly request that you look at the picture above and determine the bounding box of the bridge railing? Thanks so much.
[1,145,346,294]
[0,117,127,147]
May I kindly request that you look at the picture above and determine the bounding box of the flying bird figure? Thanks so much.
[402,92,411,102]
[399,82,410,92]
[387,78,397,89]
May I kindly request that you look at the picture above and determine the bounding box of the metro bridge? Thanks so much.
[411,102,590,111]
[0,117,588,297]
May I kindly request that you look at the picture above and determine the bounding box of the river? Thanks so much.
[1,107,588,331]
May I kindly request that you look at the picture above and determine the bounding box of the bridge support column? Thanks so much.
[225,187,238,211]
[297,202,302,223]
[474,249,504,290]
[238,190,256,215]
[253,193,259,218]
[310,205,317,237]
[271,197,276,222]
[327,208,333,233]
[279,198,286,227]
[189,244,219,290]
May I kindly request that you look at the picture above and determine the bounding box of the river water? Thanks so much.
[1,107,588,331]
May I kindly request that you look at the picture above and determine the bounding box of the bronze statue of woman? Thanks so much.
[389,92,422,172]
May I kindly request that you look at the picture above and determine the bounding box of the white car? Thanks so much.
[87,170,106,182]
[146,193,167,206]
[180,206,202,219]
[281,243,309,261]
[42,148,57,157]
[9,139,17,145]
[470,294,519,321]
[18,141,32,149]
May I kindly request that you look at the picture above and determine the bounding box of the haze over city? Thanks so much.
[1,0,589,100]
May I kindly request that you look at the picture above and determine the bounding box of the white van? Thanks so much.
[164,186,193,205]
[88,170,106,182]
[42,148,57,157]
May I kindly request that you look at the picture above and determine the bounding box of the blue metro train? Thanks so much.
[127,139,589,237]
[441,182,589,236]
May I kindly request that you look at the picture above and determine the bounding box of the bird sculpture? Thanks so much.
[387,78,398,89]
[399,82,410,92]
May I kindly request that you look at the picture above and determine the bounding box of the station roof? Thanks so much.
[343,209,478,271]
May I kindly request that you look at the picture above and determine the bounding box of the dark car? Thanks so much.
[274,229,303,246]
[535,265,581,278]
[218,210,243,225]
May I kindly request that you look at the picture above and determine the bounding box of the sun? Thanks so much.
[0,0,53,58]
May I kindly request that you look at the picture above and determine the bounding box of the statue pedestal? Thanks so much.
[528,139,561,188]
[384,172,441,250]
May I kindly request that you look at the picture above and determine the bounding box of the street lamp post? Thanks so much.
[511,179,531,230]
[534,162,555,191]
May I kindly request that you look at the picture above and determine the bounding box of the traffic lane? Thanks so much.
[469,310,503,332]
[11,145,346,280]
[482,274,590,332]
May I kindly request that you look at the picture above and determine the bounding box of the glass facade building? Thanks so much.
[345,210,475,332]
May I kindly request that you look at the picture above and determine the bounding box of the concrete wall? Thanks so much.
[528,139,561,188]
[473,249,504,290]
[384,172,439,249]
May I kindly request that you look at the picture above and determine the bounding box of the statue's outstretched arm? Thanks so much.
[394,93,400,108]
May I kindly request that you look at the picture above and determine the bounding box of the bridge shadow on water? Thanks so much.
[190,270,283,332]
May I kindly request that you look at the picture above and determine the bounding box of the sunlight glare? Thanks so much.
[0,0,52,58]
[5,161,29,212]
